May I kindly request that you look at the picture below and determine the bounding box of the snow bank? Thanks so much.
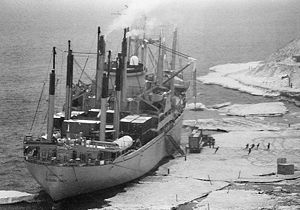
[197,61,279,96]
[198,61,300,97]
[198,39,300,98]
[183,117,284,131]
[0,190,35,204]
[219,102,288,117]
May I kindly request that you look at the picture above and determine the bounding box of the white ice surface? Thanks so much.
[103,176,227,210]
[198,61,300,96]
[183,117,287,131]
[0,190,35,204]
[195,190,276,210]
[219,102,288,117]
[103,127,300,210]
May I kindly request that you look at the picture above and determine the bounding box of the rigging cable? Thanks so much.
[79,56,90,82]
[147,47,158,73]
[78,34,97,82]
[29,53,53,134]
[29,81,46,133]
[74,58,95,84]
[150,42,190,59]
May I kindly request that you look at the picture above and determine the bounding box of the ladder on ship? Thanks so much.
[165,135,185,156]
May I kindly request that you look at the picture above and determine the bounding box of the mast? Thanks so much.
[128,37,131,62]
[96,27,106,108]
[141,37,147,66]
[65,40,73,120]
[121,28,128,102]
[99,51,111,141]
[192,61,197,107]
[141,16,147,65]
[107,50,111,88]
[170,28,178,95]
[157,31,164,84]
[114,53,123,139]
[100,73,109,141]
[47,47,56,141]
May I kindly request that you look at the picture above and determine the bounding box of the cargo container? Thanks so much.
[188,129,202,153]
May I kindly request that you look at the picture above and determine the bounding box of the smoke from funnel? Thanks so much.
[105,0,172,36]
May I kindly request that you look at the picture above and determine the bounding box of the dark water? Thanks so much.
[1,0,300,209]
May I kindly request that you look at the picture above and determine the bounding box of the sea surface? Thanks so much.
[1,0,300,209]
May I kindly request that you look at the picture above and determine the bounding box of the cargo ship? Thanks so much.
[23,26,196,201]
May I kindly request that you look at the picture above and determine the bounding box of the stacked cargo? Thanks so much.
[120,115,140,134]
[131,116,153,135]
[132,116,156,145]
[120,115,158,145]
[62,119,100,137]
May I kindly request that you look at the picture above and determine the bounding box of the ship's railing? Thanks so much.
[24,139,139,167]
[25,154,117,167]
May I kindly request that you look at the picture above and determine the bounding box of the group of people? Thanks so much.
[245,143,271,155]
[208,139,219,154]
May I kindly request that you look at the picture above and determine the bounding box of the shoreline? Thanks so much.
[198,61,300,101]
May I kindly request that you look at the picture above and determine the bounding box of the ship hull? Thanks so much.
[26,114,183,201]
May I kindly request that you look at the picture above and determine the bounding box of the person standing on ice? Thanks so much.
[214,146,219,153]
[245,144,249,149]
[267,143,270,150]
[256,143,260,149]
[248,148,252,155]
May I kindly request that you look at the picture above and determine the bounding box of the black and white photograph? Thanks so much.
[0,0,300,209]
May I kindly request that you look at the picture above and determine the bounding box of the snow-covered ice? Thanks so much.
[195,190,276,210]
[198,61,300,97]
[103,125,300,209]
[103,176,227,210]
[183,117,286,131]
[197,61,279,96]
[219,102,288,117]
[0,190,35,204]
